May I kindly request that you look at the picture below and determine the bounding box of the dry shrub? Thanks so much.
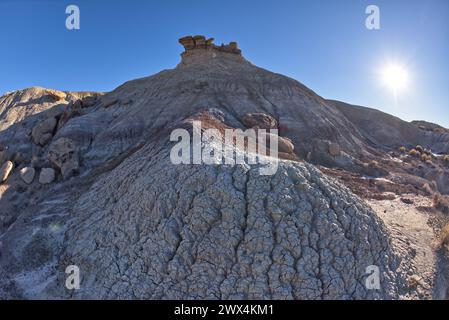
[443,155,449,163]
[399,146,407,153]
[421,154,431,162]
[415,145,424,153]
[409,149,421,157]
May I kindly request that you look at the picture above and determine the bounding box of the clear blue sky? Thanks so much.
[1,0,448,126]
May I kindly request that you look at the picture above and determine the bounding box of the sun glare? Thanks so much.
[381,64,409,95]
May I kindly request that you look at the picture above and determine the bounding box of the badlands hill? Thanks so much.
[0,36,448,299]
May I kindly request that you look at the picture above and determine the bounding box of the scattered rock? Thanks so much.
[242,113,277,129]
[48,138,80,179]
[361,161,389,178]
[207,108,225,123]
[329,143,341,157]
[19,167,35,184]
[407,275,421,288]
[39,133,53,146]
[400,198,414,205]
[31,117,57,146]
[261,133,294,154]
[39,168,55,184]
[0,161,14,182]
[274,135,295,153]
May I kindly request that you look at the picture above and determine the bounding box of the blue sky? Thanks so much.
[1,0,448,126]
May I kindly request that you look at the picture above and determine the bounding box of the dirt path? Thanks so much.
[368,195,448,299]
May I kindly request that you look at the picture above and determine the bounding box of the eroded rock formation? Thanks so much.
[178,35,245,66]
[179,35,241,55]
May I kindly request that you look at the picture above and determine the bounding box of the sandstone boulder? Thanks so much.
[259,133,295,154]
[19,167,35,184]
[39,168,55,184]
[48,138,80,179]
[279,137,295,153]
[39,133,53,146]
[360,161,389,178]
[242,113,277,129]
[0,161,13,182]
[329,143,341,157]
[267,134,294,154]
[31,117,57,146]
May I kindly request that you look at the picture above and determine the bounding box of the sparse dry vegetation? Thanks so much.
[399,146,407,152]
[421,153,431,162]
[409,148,421,157]
[415,145,424,153]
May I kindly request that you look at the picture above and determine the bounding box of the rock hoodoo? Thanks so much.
[179,35,241,54]
[178,35,244,65]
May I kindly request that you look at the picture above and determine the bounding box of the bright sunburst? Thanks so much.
[381,63,409,96]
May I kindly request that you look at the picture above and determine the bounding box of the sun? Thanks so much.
[381,64,409,95]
